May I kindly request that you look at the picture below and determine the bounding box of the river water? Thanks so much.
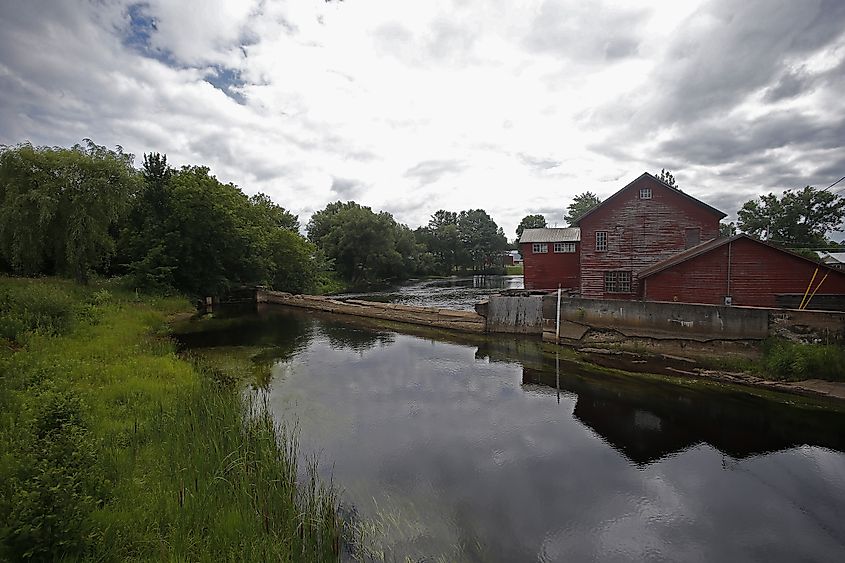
[334,274,524,311]
[179,307,845,562]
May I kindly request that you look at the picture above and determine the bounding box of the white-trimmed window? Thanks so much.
[604,271,631,293]
[554,242,576,253]
[532,243,548,253]
[639,187,652,199]
[595,231,607,251]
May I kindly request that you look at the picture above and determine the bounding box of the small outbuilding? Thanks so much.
[639,234,845,310]
[519,227,580,290]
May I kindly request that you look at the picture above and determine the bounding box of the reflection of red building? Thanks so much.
[518,172,845,310]
[519,228,580,290]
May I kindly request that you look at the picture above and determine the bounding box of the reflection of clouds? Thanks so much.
[266,322,845,561]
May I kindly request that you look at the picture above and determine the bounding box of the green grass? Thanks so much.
[505,265,524,275]
[0,276,339,561]
[761,339,845,382]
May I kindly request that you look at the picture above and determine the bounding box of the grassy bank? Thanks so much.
[0,277,339,561]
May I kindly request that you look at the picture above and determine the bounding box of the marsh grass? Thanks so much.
[0,276,340,561]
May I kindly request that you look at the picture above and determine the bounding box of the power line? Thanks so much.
[825,175,845,191]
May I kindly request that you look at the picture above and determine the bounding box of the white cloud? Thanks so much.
[1,0,844,237]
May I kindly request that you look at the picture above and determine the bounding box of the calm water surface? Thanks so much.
[180,307,845,562]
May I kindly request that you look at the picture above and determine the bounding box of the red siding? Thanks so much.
[579,176,721,299]
[643,237,845,308]
[520,242,580,290]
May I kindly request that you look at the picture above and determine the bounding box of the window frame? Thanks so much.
[595,231,608,252]
[639,187,652,199]
[604,271,632,293]
[532,243,548,254]
[553,242,576,253]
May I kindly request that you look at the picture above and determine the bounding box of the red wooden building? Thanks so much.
[574,172,725,299]
[518,172,845,310]
[519,228,580,290]
[640,234,845,309]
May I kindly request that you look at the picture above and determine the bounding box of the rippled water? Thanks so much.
[335,275,525,311]
[180,307,845,562]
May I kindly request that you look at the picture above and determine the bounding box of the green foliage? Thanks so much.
[123,162,319,297]
[762,339,845,381]
[0,277,340,560]
[565,191,602,225]
[0,141,139,282]
[720,221,737,237]
[457,209,508,271]
[737,186,845,248]
[0,279,79,342]
[516,214,547,239]
[655,168,678,188]
[1,387,103,562]
[307,202,420,283]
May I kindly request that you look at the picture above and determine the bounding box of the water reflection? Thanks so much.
[180,307,845,561]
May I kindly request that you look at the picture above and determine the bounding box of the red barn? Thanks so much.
[574,173,725,299]
[519,228,580,290]
[640,234,845,310]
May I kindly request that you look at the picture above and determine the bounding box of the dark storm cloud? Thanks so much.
[404,159,467,184]
[651,0,845,125]
[657,110,845,166]
[763,69,815,103]
[524,1,648,61]
[330,177,363,199]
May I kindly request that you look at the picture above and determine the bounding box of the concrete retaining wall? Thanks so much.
[257,290,486,333]
[542,297,771,341]
[484,295,545,334]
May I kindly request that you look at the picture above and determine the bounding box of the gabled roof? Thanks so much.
[573,172,727,226]
[519,227,581,244]
[638,234,841,278]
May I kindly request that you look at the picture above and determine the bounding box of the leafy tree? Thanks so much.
[656,168,678,188]
[123,164,316,296]
[564,192,602,225]
[307,202,414,283]
[415,210,464,274]
[0,141,138,282]
[456,209,508,271]
[720,221,737,237]
[737,186,845,248]
[516,214,547,239]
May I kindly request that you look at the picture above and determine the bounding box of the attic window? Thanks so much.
[532,243,548,253]
[639,188,652,199]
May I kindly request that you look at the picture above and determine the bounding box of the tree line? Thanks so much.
[0,141,512,296]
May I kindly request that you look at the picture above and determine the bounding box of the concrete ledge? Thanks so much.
[259,290,486,333]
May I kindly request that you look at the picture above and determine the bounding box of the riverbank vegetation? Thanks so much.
[0,276,339,560]
[0,141,515,296]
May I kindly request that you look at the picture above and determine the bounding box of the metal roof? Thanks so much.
[519,227,581,244]
[820,252,845,264]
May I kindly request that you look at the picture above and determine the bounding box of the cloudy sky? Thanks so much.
[1,0,844,239]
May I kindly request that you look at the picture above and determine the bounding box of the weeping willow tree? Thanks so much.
[0,140,139,282]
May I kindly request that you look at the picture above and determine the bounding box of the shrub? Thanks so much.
[762,339,845,382]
